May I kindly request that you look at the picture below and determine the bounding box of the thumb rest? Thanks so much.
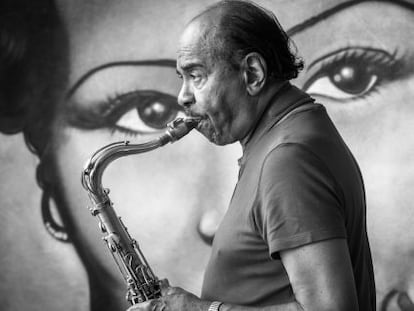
[81,117,200,305]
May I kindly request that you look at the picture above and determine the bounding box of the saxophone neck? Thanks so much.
[81,116,201,203]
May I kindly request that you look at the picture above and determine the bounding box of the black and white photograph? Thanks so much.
[1,1,413,310]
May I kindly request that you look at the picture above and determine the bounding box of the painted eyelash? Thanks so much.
[102,90,182,137]
[101,90,138,119]
[102,89,182,118]
[328,48,400,74]
[67,89,178,134]
[104,92,143,137]
[304,47,405,94]
[307,46,400,70]
[109,125,141,137]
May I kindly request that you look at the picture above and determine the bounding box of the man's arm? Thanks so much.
[280,238,358,310]
[219,238,358,311]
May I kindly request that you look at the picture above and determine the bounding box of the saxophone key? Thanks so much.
[99,221,107,233]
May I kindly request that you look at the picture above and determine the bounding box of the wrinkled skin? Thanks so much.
[176,20,262,146]
[0,1,413,311]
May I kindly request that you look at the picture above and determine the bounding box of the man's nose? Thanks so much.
[178,82,195,109]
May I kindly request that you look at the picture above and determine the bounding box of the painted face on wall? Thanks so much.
[43,0,413,310]
[52,0,241,309]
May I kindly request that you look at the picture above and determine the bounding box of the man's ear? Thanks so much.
[242,52,267,96]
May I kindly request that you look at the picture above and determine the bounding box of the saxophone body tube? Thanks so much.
[81,116,201,305]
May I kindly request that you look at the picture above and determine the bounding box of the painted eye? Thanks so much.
[304,47,401,101]
[112,91,184,135]
[66,90,184,136]
[306,67,378,100]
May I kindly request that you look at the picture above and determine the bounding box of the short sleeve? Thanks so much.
[255,143,347,257]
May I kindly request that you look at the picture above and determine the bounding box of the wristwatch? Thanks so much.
[208,301,223,311]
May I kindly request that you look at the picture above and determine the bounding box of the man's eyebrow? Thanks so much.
[66,59,176,99]
[178,62,203,72]
[287,0,414,36]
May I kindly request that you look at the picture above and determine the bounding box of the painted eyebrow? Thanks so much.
[67,0,414,99]
[66,59,176,99]
[287,0,414,36]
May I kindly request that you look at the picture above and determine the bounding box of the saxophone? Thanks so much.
[81,117,201,305]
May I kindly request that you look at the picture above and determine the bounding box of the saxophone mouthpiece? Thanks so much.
[183,116,202,129]
[162,117,201,144]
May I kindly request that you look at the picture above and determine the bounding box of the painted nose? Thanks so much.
[195,142,242,245]
[198,208,223,245]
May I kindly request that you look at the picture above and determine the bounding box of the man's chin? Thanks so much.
[195,128,223,145]
[201,132,232,146]
[196,120,216,143]
[198,130,219,145]
[196,119,232,145]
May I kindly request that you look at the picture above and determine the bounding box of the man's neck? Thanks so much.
[239,80,289,150]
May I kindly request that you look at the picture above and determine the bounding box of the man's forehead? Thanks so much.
[177,22,207,65]
[177,47,206,72]
[178,20,205,48]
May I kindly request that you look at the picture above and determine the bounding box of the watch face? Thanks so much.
[208,301,223,311]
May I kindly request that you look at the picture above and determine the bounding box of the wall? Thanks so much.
[1,1,413,310]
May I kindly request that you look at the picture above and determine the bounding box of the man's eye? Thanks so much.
[304,47,403,101]
[190,74,202,86]
[189,72,206,88]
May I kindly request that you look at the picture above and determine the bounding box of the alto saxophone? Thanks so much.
[81,117,200,305]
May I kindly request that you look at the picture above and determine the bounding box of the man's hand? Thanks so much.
[127,280,210,311]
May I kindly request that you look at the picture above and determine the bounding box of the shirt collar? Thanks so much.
[238,82,314,166]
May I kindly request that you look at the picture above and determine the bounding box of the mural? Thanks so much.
[1,0,413,310]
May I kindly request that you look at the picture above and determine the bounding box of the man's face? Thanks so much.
[176,22,253,145]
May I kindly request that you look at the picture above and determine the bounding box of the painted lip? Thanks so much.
[381,290,414,311]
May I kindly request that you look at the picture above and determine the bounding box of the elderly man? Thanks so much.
[130,0,375,310]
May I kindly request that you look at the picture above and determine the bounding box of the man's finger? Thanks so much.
[160,278,174,296]
[127,300,152,311]
[160,278,170,289]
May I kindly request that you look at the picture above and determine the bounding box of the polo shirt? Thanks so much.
[201,83,376,310]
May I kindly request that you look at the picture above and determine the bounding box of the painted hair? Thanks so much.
[0,0,68,154]
[0,0,69,241]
